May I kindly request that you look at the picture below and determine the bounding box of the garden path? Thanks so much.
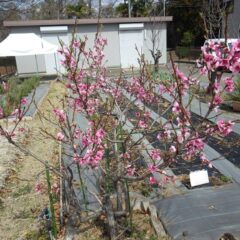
[24,82,50,118]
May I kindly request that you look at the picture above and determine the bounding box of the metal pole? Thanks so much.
[163,0,165,16]
[54,53,58,77]
[128,0,131,18]
[35,55,39,76]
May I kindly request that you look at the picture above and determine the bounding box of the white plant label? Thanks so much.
[189,170,209,187]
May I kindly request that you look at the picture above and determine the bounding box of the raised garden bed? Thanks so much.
[0,76,51,119]
[116,85,234,189]
[0,76,40,117]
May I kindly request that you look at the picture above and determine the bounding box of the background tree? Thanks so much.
[200,0,234,39]
[166,0,205,48]
[0,0,38,40]
[66,1,90,19]
[101,3,115,18]
[115,1,128,17]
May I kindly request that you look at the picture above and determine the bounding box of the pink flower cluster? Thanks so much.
[150,149,161,161]
[87,37,107,67]
[127,77,155,103]
[217,120,234,136]
[224,77,234,92]
[184,136,204,160]
[53,108,66,123]
[201,39,240,73]
[73,127,105,168]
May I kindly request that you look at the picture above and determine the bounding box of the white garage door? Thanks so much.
[119,24,144,68]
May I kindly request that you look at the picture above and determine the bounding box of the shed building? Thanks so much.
[3,17,172,75]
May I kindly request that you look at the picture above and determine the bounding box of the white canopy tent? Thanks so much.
[0,33,58,75]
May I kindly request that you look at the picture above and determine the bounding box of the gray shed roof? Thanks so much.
[4,17,172,27]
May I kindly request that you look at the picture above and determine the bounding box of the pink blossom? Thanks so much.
[135,112,141,118]
[229,61,240,74]
[175,67,188,83]
[21,97,28,105]
[74,129,81,139]
[150,149,161,161]
[200,153,213,168]
[2,82,9,91]
[73,39,81,49]
[11,108,23,119]
[213,94,223,106]
[121,152,130,159]
[0,107,3,118]
[127,77,155,103]
[185,137,204,159]
[217,120,234,136]
[51,183,60,194]
[35,182,43,194]
[18,127,25,133]
[172,101,180,114]
[224,77,235,92]
[96,128,105,139]
[144,111,151,118]
[149,176,157,185]
[110,88,122,98]
[126,165,135,176]
[138,120,147,129]
[162,175,171,184]
[200,66,207,75]
[213,82,221,94]
[56,132,64,141]
[159,84,166,94]
[53,108,66,123]
[160,129,171,139]
[232,39,240,51]
[169,145,176,153]
[148,164,158,173]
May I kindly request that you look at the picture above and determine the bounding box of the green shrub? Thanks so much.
[175,46,190,59]
[0,76,40,117]
[181,31,195,47]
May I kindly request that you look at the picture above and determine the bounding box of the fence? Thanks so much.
[0,57,16,77]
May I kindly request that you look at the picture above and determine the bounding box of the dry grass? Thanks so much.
[0,80,65,239]
[66,210,170,240]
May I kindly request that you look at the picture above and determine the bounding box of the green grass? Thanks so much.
[0,76,40,116]
[152,71,172,82]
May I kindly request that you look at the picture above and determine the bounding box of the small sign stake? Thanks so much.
[189,170,209,187]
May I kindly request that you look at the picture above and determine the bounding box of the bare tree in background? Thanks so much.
[0,0,40,40]
[200,0,233,94]
[200,0,233,39]
[147,20,163,73]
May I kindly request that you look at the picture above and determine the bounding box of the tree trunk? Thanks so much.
[104,195,117,239]
[206,71,216,95]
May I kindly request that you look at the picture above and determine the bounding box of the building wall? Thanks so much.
[71,24,121,67]
[10,22,168,75]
